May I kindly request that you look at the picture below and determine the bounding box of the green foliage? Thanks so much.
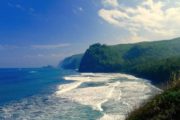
[59,54,83,70]
[76,38,180,120]
[79,38,180,84]
[79,43,132,72]
[126,81,180,120]
[126,57,180,84]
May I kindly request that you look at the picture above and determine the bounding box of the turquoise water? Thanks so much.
[0,68,70,105]
[0,69,161,120]
[0,68,102,120]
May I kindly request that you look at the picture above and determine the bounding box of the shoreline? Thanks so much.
[79,71,168,89]
[55,73,162,120]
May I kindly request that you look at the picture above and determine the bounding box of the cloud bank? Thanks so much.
[99,0,180,42]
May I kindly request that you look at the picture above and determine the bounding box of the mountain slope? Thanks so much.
[79,38,180,84]
[59,54,83,70]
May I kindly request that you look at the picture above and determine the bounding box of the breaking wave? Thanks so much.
[0,73,161,120]
[56,73,161,120]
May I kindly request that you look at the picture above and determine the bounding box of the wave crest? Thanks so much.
[56,73,161,120]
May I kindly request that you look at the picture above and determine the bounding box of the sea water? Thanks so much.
[0,68,161,120]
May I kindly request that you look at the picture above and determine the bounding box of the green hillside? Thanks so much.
[59,54,83,70]
[126,75,180,120]
[60,38,180,120]
[79,38,180,84]
[59,38,180,120]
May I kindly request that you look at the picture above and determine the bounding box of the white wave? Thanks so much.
[56,84,111,111]
[56,73,161,120]
[100,114,125,120]
[80,73,96,76]
[97,81,121,112]
[63,73,139,83]
[64,76,91,81]
[56,82,82,94]
[29,71,37,74]
[0,95,102,120]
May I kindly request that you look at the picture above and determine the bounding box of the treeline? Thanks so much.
[124,57,180,84]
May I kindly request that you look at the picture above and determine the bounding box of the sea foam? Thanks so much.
[56,73,161,120]
[0,73,161,120]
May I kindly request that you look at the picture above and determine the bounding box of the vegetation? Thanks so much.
[125,57,180,85]
[126,75,180,120]
[59,54,83,70]
[79,38,180,84]
[60,38,180,120]
[77,38,180,120]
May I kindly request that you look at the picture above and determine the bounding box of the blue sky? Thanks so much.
[0,0,180,67]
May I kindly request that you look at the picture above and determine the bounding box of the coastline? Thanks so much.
[80,71,173,89]
[55,73,162,120]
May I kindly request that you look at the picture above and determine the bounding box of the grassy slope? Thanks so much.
[126,77,180,120]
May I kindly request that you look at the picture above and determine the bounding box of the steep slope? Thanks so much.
[79,38,180,84]
[59,54,83,70]
[126,75,180,120]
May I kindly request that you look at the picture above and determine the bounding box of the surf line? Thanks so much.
[97,81,121,112]
[57,82,82,94]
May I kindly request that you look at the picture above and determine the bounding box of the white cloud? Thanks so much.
[99,0,180,42]
[119,34,148,43]
[78,7,84,12]
[37,53,63,58]
[73,7,84,14]
[0,43,70,50]
[102,0,119,7]
[32,43,70,49]
[29,8,35,12]
[0,45,19,50]
[8,2,36,16]
[15,4,25,10]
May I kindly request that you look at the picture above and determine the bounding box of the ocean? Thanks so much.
[0,68,161,120]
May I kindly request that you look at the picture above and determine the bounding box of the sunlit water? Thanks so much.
[0,69,161,120]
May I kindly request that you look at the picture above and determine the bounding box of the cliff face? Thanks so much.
[79,43,132,72]
[59,38,180,120]
[79,38,180,84]
[59,54,83,70]
[59,39,180,120]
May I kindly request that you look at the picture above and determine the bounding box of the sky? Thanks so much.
[0,0,180,68]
